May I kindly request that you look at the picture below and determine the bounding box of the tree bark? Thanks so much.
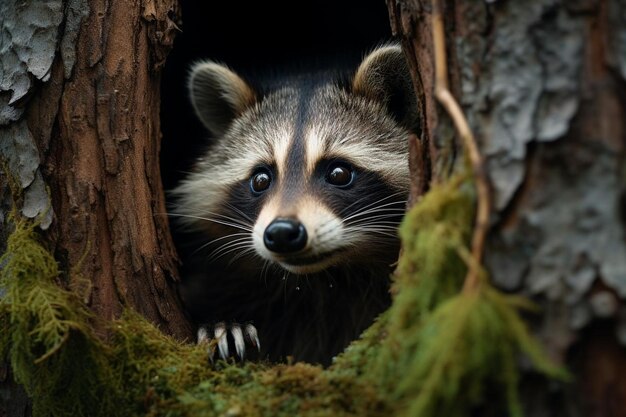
[1,0,190,412]
[388,0,626,416]
[3,0,626,415]
[35,0,191,340]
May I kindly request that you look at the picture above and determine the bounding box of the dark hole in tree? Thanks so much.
[160,0,393,191]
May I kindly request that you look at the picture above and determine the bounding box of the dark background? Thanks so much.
[159,0,395,191]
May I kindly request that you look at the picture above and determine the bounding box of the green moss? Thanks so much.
[366,172,569,417]
[0,171,567,417]
[0,214,118,417]
[0,213,387,417]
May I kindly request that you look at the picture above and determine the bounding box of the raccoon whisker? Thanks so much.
[166,206,253,228]
[342,200,407,223]
[227,247,258,265]
[357,227,401,234]
[191,232,250,256]
[348,225,401,233]
[175,170,196,176]
[208,239,249,260]
[348,219,403,227]
[322,268,337,289]
[314,219,360,241]
[337,190,406,216]
[346,208,407,218]
[168,213,253,232]
[314,212,402,241]
[222,202,255,223]
[206,238,253,261]
[211,244,256,265]
[282,271,289,301]
[346,229,399,239]
[344,214,405,225]
[342,225,400,235]
[337,217,402,233]
[349,226,401,232]
[207,237,252,257]
[338,209,404,228]
[349,221,402,229]
[260,259,272,286]
[346,191,406,213]
[354,227,399,235]
[342,233,398,241]
[258,264,284,297]
[186,209,254,229]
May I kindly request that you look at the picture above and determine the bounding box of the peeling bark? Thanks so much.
[1,1,191,407]
[2,0,190,410]
[390,0,626,415]
[2,0,626,415]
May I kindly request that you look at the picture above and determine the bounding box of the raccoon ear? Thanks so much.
[352,45,419,132]
[188,61,257,136]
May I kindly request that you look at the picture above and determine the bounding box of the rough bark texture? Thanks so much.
[1,0,191,411]
[39,0,191,339]
[0,0,191,415]
[389,0,626,415]
[2,0,626,415]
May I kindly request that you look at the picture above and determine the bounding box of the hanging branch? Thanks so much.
[430,0,491,292]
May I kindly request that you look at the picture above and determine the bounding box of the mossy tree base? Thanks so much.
[1,172,565,417]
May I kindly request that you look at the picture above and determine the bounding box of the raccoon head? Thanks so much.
[173,45,417,275]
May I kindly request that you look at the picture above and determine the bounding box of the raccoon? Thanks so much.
[170,44,418,366]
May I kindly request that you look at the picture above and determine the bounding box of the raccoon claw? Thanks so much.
[197,322,260,362]
[214,322,230,359]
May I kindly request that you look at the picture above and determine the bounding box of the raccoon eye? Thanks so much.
[326,163,354,187]
[250,169,271,193]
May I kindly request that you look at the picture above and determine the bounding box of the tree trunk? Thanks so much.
[3,0,626,416]
[1,0,191,412]
[388,0,626,415]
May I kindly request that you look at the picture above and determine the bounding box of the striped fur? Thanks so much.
[170,45,417,365]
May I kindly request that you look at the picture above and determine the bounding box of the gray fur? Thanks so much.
[170,45,417,365]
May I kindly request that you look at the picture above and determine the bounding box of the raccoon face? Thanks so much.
[172,45,417,275]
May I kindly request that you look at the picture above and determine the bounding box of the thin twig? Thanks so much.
[430,0,491,292]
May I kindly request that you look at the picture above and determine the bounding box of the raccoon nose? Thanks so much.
[264,218,308,253]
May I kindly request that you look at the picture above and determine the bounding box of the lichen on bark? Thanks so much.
[0,0,89,230]
[455,0,626,357]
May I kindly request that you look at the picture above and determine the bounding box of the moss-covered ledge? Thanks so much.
[0,171,567,417]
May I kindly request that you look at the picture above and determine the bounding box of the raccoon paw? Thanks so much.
[197,322,260,361]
